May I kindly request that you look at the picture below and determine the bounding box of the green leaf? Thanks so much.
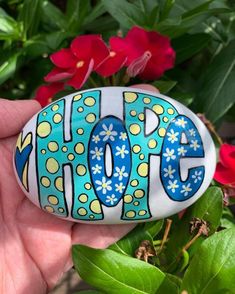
[165,187,223,262]
[195,40,235,122]
[19,0,42,38]
[0,52,21,85]
[65,0,90,32]
[220,207,235,229]
[109,224,152,256]
[152,80,177,94]
[181,228,235,293]
[75,291,104,294]
[0,8,21,40]
[143,219,164,238]
[170,91,194,106]
[157,274,181,294]
[102,0,145,29]
[83,1,106,26]
[73,245,165,294]
[172,33,211,64]
[41,0,66,30]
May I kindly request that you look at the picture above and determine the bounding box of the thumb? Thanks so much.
[0,99,41,139]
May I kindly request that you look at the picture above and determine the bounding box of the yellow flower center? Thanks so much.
[76,61,84,68]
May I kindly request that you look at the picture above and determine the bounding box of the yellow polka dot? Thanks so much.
[85,183,91,190]
[90,215,94,219]
[76,165,86,176]
[133,145,141,153]
[58,207,64,213]
[130,110,137,116]
[143,97,151,104]
[52,104,59,111]
[41,149,46,154]
[167,108,175,115]
[158,128,166,137]
[46,158,59,174]
[90,200,101,214]
[139,210,147,216]
[124,195,133,203]
[148,139,157,149]
[62,146,68,152]
[53,113,62,123]
[124,92,138,103]
[134,189,145,198]
[86,113,96,123]
[68,153,75,161]
[134,201,140,206]
[138,113,145,121]
[44,205,54,213]
[42,112,47,116]
[55,177,63,191]
[163,116,169,123]
[41,177,50,187]
[137,162,148,177]
[78,208,87,216]
[130,124,141,135]
[75,143,85,154]
[77,107,84,112]
[73,94,82,101]
[125,210,136,218]
[48,195,59,205]
[48,141,58,152]
[77,128,84,135]
[84,97,95,106]
[139,154,145,160]
[131,180,138,187]
[79,194,88,203]
[37,122,51,138]
[153,104,164,114]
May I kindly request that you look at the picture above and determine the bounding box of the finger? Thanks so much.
[130,84,160,93]
[0,99,41,139]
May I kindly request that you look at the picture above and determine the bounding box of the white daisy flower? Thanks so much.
[167,129,179,144]
[163,165,176,179]
[167,180,179,193]
[90,147,103,160]
[115,145,129,159]
[92,164,102,174]
[190,140,200,151]
[192,170,202,183]
[106,194,118,205]
[175,117,187,128]
[119,132,127,141]
[114,166,128,181]
[92,134,100,144]
[95,177,112,194]
[115,182,125,193]
[177,146,187,156]
[189,129,196,137]
[100,123,117,141]
[180,183,192,197]
[163,148,176,162]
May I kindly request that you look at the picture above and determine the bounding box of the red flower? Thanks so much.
[214,144,235,188]
[114,26,175,79]
[45,35,109,89]
[95,37,127,77]
[35,82,64,107]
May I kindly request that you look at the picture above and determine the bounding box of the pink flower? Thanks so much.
[214,143,235,188]
[95,37,127,77]
[113,26,175,79]
[34,83,64,107]
[45,35,109,89]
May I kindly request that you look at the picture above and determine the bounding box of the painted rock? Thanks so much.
[14,87,216,224]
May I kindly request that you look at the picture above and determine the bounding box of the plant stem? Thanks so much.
[160,219,172,251]
[89,75,99,88]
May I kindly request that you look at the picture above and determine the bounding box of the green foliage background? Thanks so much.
[1,0,235,293]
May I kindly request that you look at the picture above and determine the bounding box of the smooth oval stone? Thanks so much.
[14,87,216,224]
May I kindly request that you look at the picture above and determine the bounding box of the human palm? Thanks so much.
[0,85,157,294]
[0,98,135,294]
